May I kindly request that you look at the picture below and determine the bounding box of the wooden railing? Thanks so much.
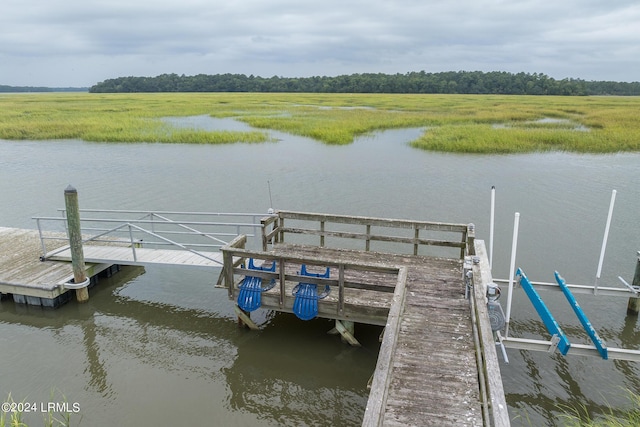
[470,240,510,427]
[261,210,475,258]
[361,266,409,426]
[221,233,402,321]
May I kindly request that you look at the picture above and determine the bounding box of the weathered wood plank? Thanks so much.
[362,266,409,426]
[276,210,469,232]
[472,241,510,427]
[362,246,484,426]
[0,227,110,299]
[281,226,466,248]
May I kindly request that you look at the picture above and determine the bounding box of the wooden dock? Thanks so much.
[220,210,510,426]
[0,225,224,306]
[1,208,510,425]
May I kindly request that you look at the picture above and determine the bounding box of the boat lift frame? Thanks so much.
[488,188,640,363]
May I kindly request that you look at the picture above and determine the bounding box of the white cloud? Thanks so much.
[1,0,638,86]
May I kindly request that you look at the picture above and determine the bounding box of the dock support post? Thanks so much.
[328,320,360,346]
[64,185,89,303]
[627,255,640,316]
[234,305,260,330]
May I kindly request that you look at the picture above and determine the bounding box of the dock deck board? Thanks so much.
[0,227,107,299]
[381,262,481,426]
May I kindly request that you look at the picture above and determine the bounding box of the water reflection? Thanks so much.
[1,266,244,425]
[224,315,380,426]
[82,316,110,397]
[1,262,381,426]
[506,315,640,425]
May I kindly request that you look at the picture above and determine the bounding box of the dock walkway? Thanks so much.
[0,225,223,306]
[1,209,263,306]
[374,260,481,425]
[47,244,224,268]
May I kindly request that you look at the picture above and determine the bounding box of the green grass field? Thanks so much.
[1,92,639,153]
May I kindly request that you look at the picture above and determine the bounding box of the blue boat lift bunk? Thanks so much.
[501,268,619,360]
[516,268,572,356]
[516,268,609,360]
[496,269,640,363]
[554,271,608,360]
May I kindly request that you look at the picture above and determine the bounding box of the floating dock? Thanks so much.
[0,227,118,307]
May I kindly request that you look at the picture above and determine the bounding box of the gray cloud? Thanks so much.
[1,0,638,86]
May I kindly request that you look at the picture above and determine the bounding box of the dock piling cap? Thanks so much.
[64,185,77,194]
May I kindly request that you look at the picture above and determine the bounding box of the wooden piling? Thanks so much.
[234,305,259,330]
[64,185,89,303]
[334,320,360,346]
[626,255,640,316]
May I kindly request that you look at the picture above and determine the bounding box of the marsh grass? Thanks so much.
[556,390,640,427]
[1,393,25,427]
[2,391,78,427]
[1,93,639,152]
[0,93,270,144]
[409,123,612,153]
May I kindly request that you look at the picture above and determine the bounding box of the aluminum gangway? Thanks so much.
[34,209,274,269]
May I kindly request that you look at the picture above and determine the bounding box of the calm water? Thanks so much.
[1,117,639,426]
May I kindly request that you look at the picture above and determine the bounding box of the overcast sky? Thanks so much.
[2,0,639,87]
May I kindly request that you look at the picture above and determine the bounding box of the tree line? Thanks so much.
[87,71,640,96]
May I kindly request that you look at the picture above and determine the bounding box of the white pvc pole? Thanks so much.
[489,186,496,269]
[504,212,520,337]
[594,189,617,293]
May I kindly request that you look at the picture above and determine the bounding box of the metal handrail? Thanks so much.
[34,210,276,263]
[36,216,263,228]
[57,208,268,217]
[125,222,223,264]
